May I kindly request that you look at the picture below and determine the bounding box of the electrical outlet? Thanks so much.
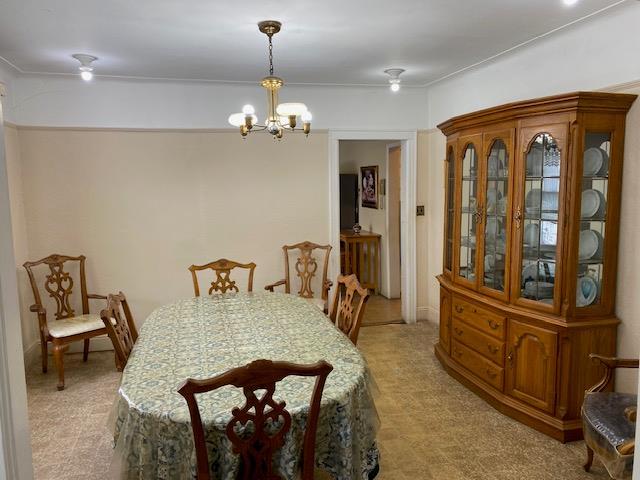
[416,205,425,216]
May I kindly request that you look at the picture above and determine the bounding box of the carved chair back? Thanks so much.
[188,259,257,296]
[23,254,90,320]
[178,359,333,480]
[100,292,138,369]
[282,242,331,300]
[329,274,370,345]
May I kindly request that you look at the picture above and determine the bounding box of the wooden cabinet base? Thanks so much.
[435,343,582,443]
[436,277,617,443]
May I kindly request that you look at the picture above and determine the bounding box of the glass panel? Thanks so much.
[445,148,455,271]
[482,139,508,292]
[458,144,478,281]
[576,132,610,308]
[520,133,560,305]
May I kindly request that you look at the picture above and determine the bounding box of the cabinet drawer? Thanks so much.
[452,296,506,340]
[451,339,504,390]
[451,317,504,366]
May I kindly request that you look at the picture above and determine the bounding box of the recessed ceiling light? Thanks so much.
[563,0,579,6]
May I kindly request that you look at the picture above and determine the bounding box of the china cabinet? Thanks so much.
[435,92,636,442]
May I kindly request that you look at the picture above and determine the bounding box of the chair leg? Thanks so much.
[52,343,67,391]
[83,338,90,362]
[41,340,48,373]
[583,444,594,472]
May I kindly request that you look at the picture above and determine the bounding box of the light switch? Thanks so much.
[416,205,425,216]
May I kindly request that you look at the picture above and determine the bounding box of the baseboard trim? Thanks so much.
[417,305,439,324]
[23,335,113,368]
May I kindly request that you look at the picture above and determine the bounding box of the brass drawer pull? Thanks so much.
[507,350,514,366]
[487,319,501,330]
[487,344,499,354]
[486,369,497,379]
[454,327,464,336]
[455,305,464,314]
[453,348,463,358]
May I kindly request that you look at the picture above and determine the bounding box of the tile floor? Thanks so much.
[26,322,612,479]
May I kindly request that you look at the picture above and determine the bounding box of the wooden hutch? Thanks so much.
[434,92,636,442]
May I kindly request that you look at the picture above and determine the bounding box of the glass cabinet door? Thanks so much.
[444,146,455,273]
[481,139,509,295]
[517,132,563,308]
[575,132,610,309]
[457,143,480,284]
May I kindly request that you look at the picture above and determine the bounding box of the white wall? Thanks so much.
[422,2,640,392]
[0,62,16,124]
[6,73,428,130]
[427,2,640,127]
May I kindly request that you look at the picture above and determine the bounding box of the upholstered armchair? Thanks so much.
[24,254,108,390]
[265,241,332,313]
[582,353,638,479]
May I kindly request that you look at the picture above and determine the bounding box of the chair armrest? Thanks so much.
[87,293,108,300]
[30,304,46,315]
[265,279,286,292]
[587,354,640,393]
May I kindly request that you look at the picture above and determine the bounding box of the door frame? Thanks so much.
[0,96,34,479]
[385,142,402,299]
[328,130,417,323]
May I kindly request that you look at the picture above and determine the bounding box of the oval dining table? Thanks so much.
[108,291,380,480]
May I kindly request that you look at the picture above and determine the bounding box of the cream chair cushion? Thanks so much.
[48,313,105,338]
[305,297,326,312]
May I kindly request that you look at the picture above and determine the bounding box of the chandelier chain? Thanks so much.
[268,35,274,76]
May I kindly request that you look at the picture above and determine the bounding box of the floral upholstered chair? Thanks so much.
[582,354,638,479]
[24,254,107,390]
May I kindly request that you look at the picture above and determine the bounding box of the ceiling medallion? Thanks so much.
[228,21,312,139]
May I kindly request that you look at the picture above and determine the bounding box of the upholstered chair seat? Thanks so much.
[46,313,106,338]
[582,392,636,479]
[581,354,638,479]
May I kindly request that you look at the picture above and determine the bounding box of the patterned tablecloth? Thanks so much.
[109,292,380,479]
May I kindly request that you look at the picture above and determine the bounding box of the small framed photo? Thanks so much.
[360,165,379,209]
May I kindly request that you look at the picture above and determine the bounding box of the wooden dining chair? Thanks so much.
[23,253,108,390]
[329,274,370,345]
[265,241,332,313]
[177,359,333,480]
[100,291,138,371]
[188,258,257,296]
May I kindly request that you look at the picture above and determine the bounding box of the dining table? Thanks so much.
[108,291,380,480]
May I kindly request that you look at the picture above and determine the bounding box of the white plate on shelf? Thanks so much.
[525,188,558,214]
[581,189,605,218]
[484,254,495,273]
[583,147,608,176]
[485,217,501,241]
[576,276,598,307]
[579,230,603,260]
[524,223,539,246]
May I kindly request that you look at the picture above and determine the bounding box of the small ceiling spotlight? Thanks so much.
[563,0,579,5]
[72,54,98,81]
[384,68,405,92]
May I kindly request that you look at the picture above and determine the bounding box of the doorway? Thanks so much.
[329,130,417,324]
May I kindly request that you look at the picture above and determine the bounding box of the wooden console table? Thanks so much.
[340,230,381,294]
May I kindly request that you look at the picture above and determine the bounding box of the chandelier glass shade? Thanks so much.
[228,21,312,139]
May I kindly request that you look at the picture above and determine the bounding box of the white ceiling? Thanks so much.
[0,0,630,86]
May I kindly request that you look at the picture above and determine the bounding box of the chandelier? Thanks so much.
[228,21,312,139]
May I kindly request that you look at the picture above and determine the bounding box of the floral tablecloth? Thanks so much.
[109,292,380,479]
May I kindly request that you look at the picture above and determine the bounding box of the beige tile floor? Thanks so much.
[26,322,612,479]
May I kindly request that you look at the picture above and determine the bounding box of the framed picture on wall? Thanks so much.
[360,165,378,209]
